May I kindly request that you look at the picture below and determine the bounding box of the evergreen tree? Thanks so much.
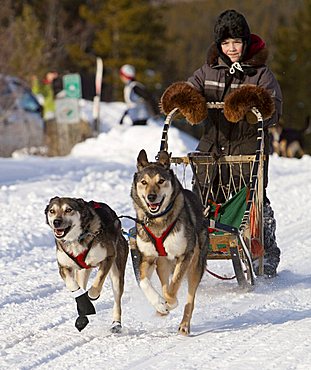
[272,0,311,137]
[77,0,167,99]
[0,4,47,82]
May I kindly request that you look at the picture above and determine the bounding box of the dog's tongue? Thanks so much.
[149,203,160,212]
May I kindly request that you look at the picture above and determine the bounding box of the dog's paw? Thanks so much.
[110,321,122,333]
[75,316,89,331]
[166,298,178,311]
[88,289,100,301]
[154,297,169,315]
[178,323,190,336]
[88,287,100,300]
[139,279,169,314]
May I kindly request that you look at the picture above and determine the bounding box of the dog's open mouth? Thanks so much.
[146,198,164,214]
[53,226,71,239]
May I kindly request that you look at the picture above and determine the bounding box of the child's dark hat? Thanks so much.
[214,10,251,45]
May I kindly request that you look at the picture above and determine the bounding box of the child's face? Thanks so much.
[221,38,243,62]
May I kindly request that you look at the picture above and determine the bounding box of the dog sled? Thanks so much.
[159,103,266,288]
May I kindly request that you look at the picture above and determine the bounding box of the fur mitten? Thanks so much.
[160,82,208,125]
[224,85,275,124]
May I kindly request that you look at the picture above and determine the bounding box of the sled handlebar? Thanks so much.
[159,104,263,153]
[159,103,227,152]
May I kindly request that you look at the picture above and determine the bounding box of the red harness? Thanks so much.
[62,201,104,269]
[142,220,177,256]
[92,201,102,209]
[68,249,92,269]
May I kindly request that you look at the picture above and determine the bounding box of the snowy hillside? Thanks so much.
[0,101,310,370]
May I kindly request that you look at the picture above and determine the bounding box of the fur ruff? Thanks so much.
[224,85,275,123]
[206,42,269,67]
[160,82,208,125]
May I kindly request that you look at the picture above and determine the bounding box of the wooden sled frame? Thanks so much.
[160,105,266,288]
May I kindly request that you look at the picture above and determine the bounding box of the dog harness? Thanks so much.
[62,235,94,269]
[142,220,177,257]
[61,201,106,269]
[68,249,92,269]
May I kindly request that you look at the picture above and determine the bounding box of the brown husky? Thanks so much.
[131,149,209,335]
[45,197,128,332]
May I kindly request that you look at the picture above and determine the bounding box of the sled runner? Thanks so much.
[160,104,266,288]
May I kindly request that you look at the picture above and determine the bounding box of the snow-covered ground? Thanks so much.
[0,101,310,370]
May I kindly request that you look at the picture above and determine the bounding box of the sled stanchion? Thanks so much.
[160,104,224,155]
[240,107,264,233]
[159,107,179,153]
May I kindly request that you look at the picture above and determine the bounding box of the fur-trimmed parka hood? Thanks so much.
[207,34,269,68]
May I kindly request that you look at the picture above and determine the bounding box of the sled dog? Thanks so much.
[131,149,209,335]
[45,197,128,332]
[270,117,311,158]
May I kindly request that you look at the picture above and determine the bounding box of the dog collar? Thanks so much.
[78,231,97,243]
[145,200,174,220]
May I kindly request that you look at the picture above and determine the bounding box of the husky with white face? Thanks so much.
[45,197,128,332]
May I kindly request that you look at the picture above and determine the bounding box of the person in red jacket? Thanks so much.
[161,10,282,278]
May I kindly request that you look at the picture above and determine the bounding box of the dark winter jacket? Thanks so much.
[188,35,282,156]
[187,35,282,187]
